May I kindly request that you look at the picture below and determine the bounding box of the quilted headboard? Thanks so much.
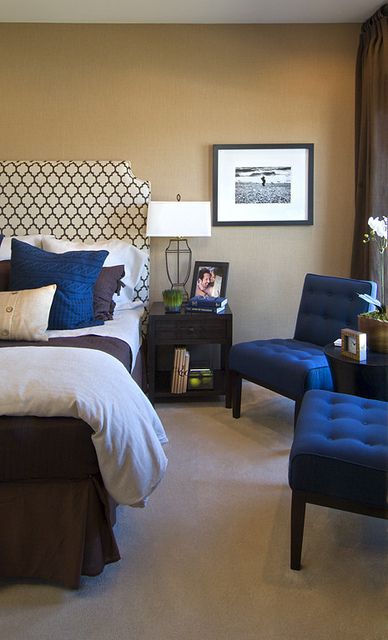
[0,160,150,304]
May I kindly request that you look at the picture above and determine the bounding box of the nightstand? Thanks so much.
[146,301,233,405]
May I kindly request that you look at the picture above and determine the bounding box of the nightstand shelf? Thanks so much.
[147,301,233,404]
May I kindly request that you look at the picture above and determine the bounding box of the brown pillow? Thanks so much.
[0,260,10,291]
[93,265,125,321]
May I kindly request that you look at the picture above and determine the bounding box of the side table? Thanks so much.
[147,301,233,405]
[324,343,388,402]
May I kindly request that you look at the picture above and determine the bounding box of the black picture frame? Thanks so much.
[212,143,314,226]
[190,261,229,298]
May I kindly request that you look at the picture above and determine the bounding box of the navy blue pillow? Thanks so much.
[10,239,109,330]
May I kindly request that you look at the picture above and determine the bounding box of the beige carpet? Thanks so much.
[0,383,387,640]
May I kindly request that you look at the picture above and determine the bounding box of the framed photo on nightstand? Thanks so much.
[190,261,229,298]
[341,328,367,361]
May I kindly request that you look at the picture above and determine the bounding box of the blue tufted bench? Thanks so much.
[288,389,388,569]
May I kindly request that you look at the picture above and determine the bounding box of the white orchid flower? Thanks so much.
[368,216,387,239]
[363,216,387,314]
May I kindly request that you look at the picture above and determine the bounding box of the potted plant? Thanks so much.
[358,216,388,353]
[162,288,184,313]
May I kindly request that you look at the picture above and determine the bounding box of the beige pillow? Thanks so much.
[0,284,56,342]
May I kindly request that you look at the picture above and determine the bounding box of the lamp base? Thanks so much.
[165,238,192,300]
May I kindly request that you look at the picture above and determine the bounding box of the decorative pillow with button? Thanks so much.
[0,284,56,341]
[93,265,125,321]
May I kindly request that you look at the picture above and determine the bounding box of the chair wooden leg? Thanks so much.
[231,371,242,418]
[291,490,306,570]
[294,396,303,429]
[225,369,232,408]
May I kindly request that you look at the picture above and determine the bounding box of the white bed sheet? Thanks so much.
[46,305,144,371]
[1,345,167,506]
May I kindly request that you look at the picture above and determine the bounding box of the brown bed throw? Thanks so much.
[0,334,139,589]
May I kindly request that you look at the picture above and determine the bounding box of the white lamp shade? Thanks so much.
[146,201,211,237]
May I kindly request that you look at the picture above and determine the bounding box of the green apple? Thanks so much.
[189,377,201,389]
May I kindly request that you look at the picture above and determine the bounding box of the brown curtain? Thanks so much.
[351,4,388,303]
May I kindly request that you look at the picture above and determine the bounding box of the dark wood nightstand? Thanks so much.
[146,301,233,405]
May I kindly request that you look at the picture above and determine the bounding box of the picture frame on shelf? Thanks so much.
[190,261,229,299]
[212,143,314,226]
[341,328,367,361]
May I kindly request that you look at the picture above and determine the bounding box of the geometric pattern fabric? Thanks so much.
[0,160,150,304]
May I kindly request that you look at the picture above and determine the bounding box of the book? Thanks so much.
[170,347,180,393]
[171,346,187,393]
[175,348,189,394]
[187,295,228,309]
[180,350,190,393]
[176,347,186,394]
[186,306,226,314]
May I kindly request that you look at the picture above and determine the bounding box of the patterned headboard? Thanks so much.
[0,160,150,304]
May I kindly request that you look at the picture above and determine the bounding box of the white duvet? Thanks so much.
[0,346,168,507]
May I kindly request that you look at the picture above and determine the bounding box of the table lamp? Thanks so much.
[146,195,211,299]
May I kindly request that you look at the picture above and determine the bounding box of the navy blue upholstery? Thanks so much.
[288,390,388,569]
[228,273,377,420]
[289,390,388,508]
[229,339,333,400]
[294,274,377,346]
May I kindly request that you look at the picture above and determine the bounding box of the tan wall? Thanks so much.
[0,23,359,342]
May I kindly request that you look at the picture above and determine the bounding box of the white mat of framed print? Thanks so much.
[213,144,314,226]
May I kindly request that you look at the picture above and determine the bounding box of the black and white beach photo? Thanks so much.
[213,144,313,225]
[235,166,291,204]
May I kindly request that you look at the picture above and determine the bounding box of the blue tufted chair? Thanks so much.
[228,273,377,422]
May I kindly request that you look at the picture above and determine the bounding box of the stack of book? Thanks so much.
[171,346,190,393]
[185,296,228,314]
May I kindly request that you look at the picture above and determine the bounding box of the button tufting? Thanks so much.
[5,306,13,313]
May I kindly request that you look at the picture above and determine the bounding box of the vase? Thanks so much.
[162,289,183,313]
[358,315,388,354]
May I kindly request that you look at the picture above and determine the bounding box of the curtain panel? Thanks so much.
[351,4,388,303]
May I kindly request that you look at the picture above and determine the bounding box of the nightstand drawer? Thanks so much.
[154,315,228,342]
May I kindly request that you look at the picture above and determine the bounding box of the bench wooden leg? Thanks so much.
[291,490,306,570]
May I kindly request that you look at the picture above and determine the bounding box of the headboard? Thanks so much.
[0,160,150,304]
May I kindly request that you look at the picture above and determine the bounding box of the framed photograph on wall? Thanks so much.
[190,261,229,298]
[213,143,314,226]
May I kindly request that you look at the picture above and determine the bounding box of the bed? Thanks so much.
[0,161,167,589]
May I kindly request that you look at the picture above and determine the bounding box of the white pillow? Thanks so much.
[41,237,147,309]
[0,234,44,261]
[0,284,56,342]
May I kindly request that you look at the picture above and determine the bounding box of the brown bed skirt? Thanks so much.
[0,341,145,589]
[0,476,120,589]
